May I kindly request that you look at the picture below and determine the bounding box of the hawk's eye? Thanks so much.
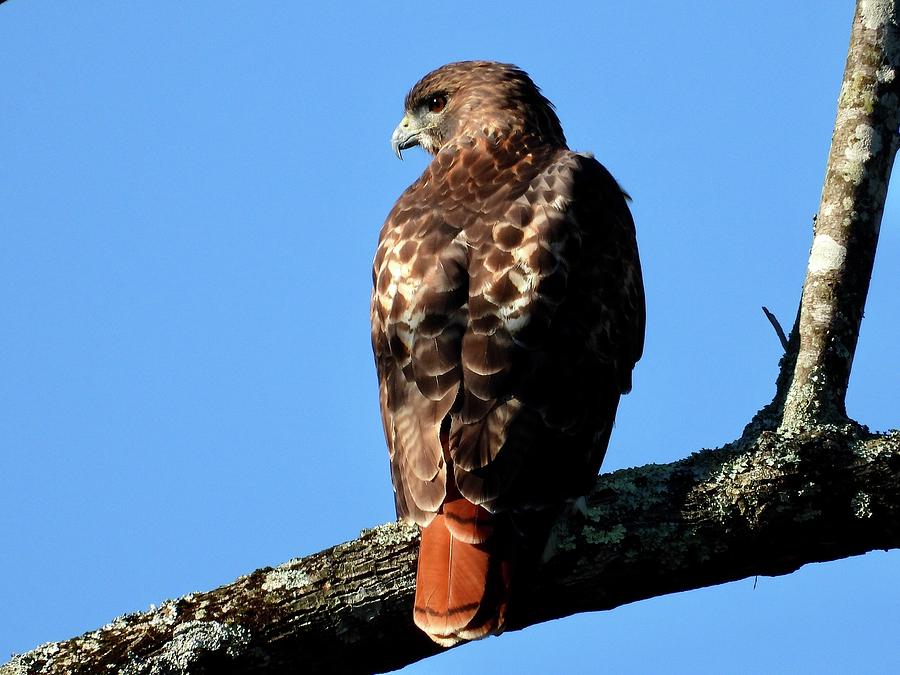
[427,95,447,113]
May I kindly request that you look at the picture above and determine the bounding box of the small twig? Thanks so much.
[762,306,789,351]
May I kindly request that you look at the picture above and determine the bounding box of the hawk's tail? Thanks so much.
[414,497,511,646]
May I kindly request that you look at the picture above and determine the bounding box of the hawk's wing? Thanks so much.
[371,148,470,524]
[448,150,644,511]
[372,142,644,523]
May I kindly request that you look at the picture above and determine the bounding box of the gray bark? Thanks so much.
[3,1,899,673]
[773,0,900,431]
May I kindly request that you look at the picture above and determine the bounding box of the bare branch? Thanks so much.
[3,428,898,675]
[778,0,900,430]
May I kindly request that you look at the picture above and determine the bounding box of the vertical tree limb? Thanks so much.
[778,0,900,431]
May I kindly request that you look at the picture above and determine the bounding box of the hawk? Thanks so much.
[371,61,645,646]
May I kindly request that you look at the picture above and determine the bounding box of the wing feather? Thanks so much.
[373,137,644,520]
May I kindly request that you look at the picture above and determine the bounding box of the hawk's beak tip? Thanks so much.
[391,115,419,160]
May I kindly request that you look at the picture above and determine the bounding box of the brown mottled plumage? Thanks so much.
[371,61,645,646]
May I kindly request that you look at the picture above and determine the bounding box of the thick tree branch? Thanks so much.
[4,2,898,673]
[3,428,899,675]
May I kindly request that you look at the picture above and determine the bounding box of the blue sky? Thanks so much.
[1,2,898,672]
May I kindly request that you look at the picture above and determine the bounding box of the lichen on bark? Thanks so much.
[779,0,900,432]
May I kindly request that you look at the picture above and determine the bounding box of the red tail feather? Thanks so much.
[414,498,510,646]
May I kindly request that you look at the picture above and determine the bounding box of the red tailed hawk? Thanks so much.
[371,61,645,646]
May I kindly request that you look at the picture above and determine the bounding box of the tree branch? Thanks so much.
[775,0,900,430]
[4,2,899,674]
[3,428,898,675]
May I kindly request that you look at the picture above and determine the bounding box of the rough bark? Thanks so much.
[3,1,899,674]
[2,427,898,675]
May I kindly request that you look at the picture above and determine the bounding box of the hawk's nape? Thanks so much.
[371,61,645,646]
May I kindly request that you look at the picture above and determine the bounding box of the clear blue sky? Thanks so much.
[2,2,898,673]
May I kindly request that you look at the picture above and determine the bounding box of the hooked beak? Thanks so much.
[390,114,421,160]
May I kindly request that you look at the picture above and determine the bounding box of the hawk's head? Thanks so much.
[391,61,566,159]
